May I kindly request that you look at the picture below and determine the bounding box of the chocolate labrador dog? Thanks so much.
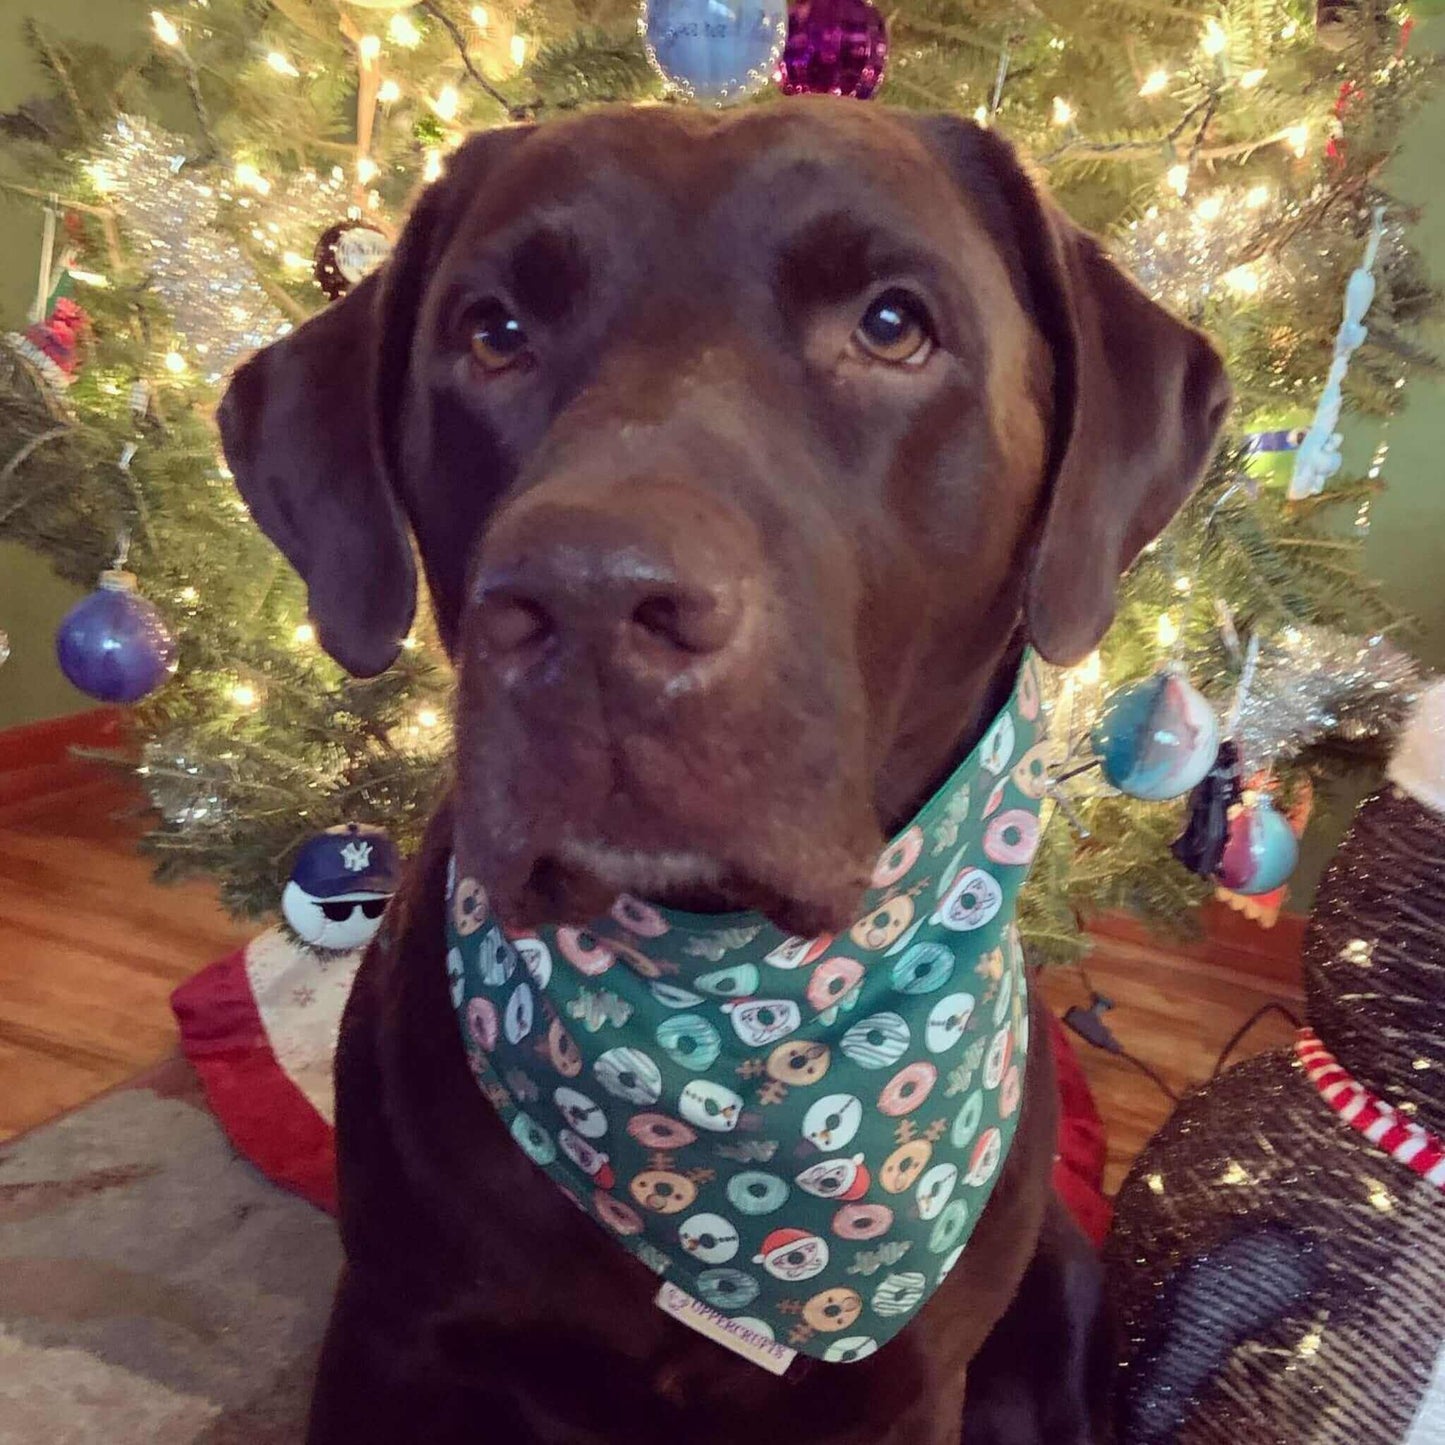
[219,100,1227,1443]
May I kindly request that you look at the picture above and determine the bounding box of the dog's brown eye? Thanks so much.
[469,303,530,373]
[854,290,934,366]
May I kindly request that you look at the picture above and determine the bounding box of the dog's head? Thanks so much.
[220,102,1228,934]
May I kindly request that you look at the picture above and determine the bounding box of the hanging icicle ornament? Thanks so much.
[1288,205,1386,501]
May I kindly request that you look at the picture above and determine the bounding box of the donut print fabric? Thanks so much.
[446,654,1046,1363]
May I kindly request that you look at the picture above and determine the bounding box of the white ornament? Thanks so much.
[281,879,389,951]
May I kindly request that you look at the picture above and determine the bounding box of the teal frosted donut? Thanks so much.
[656,1013,723,1071]
[696,1267,760,1311]
[890,942,956,995]
[840,1012,911,1069]
[928,1198,970,1255]
[726,1170,790,1216]
[694,962,760,998]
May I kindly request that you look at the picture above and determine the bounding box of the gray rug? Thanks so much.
[0,1057,338,1444]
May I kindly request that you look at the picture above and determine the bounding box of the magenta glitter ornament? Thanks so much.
[777,0,887,99]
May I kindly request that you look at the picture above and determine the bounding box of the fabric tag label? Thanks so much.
[655,1281,797,1376]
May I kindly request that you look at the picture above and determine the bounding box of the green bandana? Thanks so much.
[446,653,1046,1367]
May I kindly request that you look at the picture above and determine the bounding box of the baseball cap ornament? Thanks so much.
[282,822,402,951]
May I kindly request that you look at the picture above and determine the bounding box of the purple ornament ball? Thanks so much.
[56,570,178,704]
[777,0,887,99]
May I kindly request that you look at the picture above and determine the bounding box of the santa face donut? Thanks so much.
[794,1154,869,1201]
[879,1138,932,1194]
[915,1162,959,1221]
[966,1126,1003,1186]
[833,1202,893,1240]
[655,1013,722,1072]
[452,877,488,936]
[679,1212,740,1264]
[509,1111,556,1166]
[558,1130,613,1188]
[925,992,976,1054]
[694,962,760,999]
[626,1113,697,1150]
[557,927,616,977]
[765,934,832,970]
[802,1287,863,1334]
[594,1047,663,1106]
[726,1170,790,1216]
[512,935,552,990]
[979,711,1016,775]
[849,895,914,952]
[1011,742,1050,800]
[724,998,802,1047]
[547,1017,583,1078]
[629,1168,698,1214]
[753,1228,829,1282]
[807,957,865,1013]
[696,1268,760,1312]
[594,1191,644,1235]
[878,1061,937,1117]
[890,942,956,996]
[871,825,924,889]
[840,1012,911,1070]
[767,1039,831,1087]
[802,1093,864,1151]
[554,1085,608,1139]
[610,894,670,938]
[984,809,1041,868]
[503,982,534,1043]
[935,867,1003,933]
[467,996,500,1052]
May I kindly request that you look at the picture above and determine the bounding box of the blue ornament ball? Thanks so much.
[642,0,788,103]
[1092,665,1220,802]
[1214,795,1299,895]
[55,569,177,704]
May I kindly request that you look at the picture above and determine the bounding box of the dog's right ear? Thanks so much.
[217,128,531,676]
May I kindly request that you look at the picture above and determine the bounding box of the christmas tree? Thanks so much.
[0,0,1436,954]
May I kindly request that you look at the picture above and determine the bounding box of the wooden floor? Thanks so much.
[0,780,1302,1189]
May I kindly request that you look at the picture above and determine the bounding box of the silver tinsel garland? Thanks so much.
[91,116,359,380]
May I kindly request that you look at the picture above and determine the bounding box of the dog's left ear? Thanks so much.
[913,117,1232,666]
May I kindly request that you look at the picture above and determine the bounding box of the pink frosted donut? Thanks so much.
[878,1061,938,1117]
[557,927,616,977]
[832,1202,894,1241]
[871,825,924,890]
[984,809,1041,867]
[594,1190,644,1236]
[610,895,670,938]
[807,956,865,1013]
[452,877,489,936]
[627,1113,698,1150]
[982,780,1007,820]
[467,996,499,1052]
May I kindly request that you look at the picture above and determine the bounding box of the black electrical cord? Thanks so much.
[1211,1001,1303,1078]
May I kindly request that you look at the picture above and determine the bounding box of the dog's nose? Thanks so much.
[473,495,755,686]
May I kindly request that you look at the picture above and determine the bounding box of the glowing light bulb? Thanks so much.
[234,161,271,195]
[282,250,308,271]
[163,350,187,374]
[1051,95,1075,126]
[151,11,180,46]
[294,622,316,644]
[378,78,401,104]
[973,105,988,126]
[1245,183,1271,209]
[389,12,422,46]
[68,268,108,288]
[1195,194,1224,222]
[357,33,382,63]
[1221,263,1262,296]
[417,707,441,729]
[1239,67,1266,88]
[471,5,489,27]
[266,51,299,77]
[1166,162,1190,197]
[1075,651,1103,685]
[356,155,378,185]
[1201,18,1227,56]
[401,633,421,651]
[1139,69,1169,97]
[422,149,444,183]
[178,586,199,604]
[1173,575,1193,595]
[433,84,460,121]
[1284,123,1309,158]
[510,34,527,66]
[1157,613,1180,648]
[231,682,258,708]
[1281,19,1298,39]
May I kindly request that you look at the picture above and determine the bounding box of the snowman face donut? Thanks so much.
[723,998,801,1047]
[984,809,1041,868]
[878,1061,937,1117]
[840,1012,911,1069]
[935,867,1004,932]
[679,1079,744,1132]
[547,1017,583,1078]
[979,712,1016,774]
[849,895,914,952]
[679,1212,740,1264]
[629,1168,697,1215]
[610,894,670,938]
[807,957,864,1013]
[594,1047,663,1105]
[655,1013,722,1072]
[890,942,956,995]
[794,1154,870,1201]
[915,1162,959,1220]
[832,1202,893,1241]
[554,1086,608,1139]
[871,825,924,889]
[925,993,976,1053]
[766,1039,831,1087]
[802,1093,864,1151]
[557,927,616,977]
[452,877,488,936]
